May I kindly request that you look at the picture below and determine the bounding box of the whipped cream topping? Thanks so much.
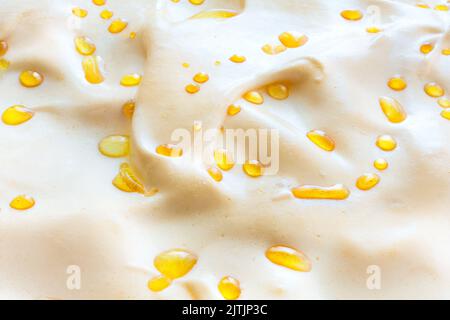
[0,0,449,299]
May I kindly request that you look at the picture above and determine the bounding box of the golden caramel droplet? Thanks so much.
[376,135,397,151]
[74,36,96,56]
[214,149,235,171]
[122,100,135,118]
[154,249,198,280]
[108,19,128,34]
[416,3,430,9]
[93,0,106,6]
[72,7,88,18]
[99,135,130,158]
[227,104,241,116]
[420,43,434,54]
[434,4,449,11]
[185,83,200,94]
[261,44,286,55]
[267,83,289,100]
[379,96,407,123]
[374,158,389,171]
[190,9,237,19]
[442,48,450,56]
[19,70,43,88]
[82,56,104,84]
[278,32,308,48]
[366,26,381,33]
[229,54,246,63]
[189,0,205,5]
[341,10,363,21]
[147,275,172,292]
[243,91,264,105]
[112,173,133,192]
[441,109,450,120]
[100,9,113,19]
[207,167,223,182]
[156,144,183,157]
[0,40,8,57]
[438,98,450,108]
[266,245,311,272]
[243,160,263,178]
[120,74,142,87]
[2,105,34,125]
[113,163,157,196]
[356,173,380,191]
[10,195,35,210]
[387,76,407,91]
[424,82,445,98]
[0,58,10,71]
[306,130,335,152]
[218,276,241,300]
[193,72,209,84]
[292,184,350,200]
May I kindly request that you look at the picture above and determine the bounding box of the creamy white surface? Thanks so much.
[0,0,449,299]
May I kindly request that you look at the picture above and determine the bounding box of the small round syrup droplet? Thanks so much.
[379,96,407,123]
[376,135,397,151]
[156,144,183,157]
[122,100,135,118]
[93,0,106,6]
[72,7,88,18]
[227,105,241,116]
[441,109,450,120]
[265,245,312,272]
[278,32,308,48]
[434,4,449,11]
[229,54,246,63]
[98,135,130,158]
[207,167,223,182]
[356,173,380,191]
[19,70,44,88]
[424,82,445,98]
[193,72,209,84]
[10,195,35,210]
[2,105,34,125]
[306,130,336,151]
[267,83,289,100]
[366,26,381,33]
[374,158,389,171]
[189,0,205,5]
[341,10,363,21]
[387,76,407,91]
[120,74,142,87]
[74,36,96,55]
[147,275,172,292]
[243,91,264,105]
[243,160,263,178]
[218,276,241,300]
[108,19,128,34]
[82,56,104,84]
[420,43,434,54]
[0,40,8,56]
[100,9,113,19]
[154,249,198,280]
[214,149,234,171]
[185,83,200,94]
[438,98,450,109]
